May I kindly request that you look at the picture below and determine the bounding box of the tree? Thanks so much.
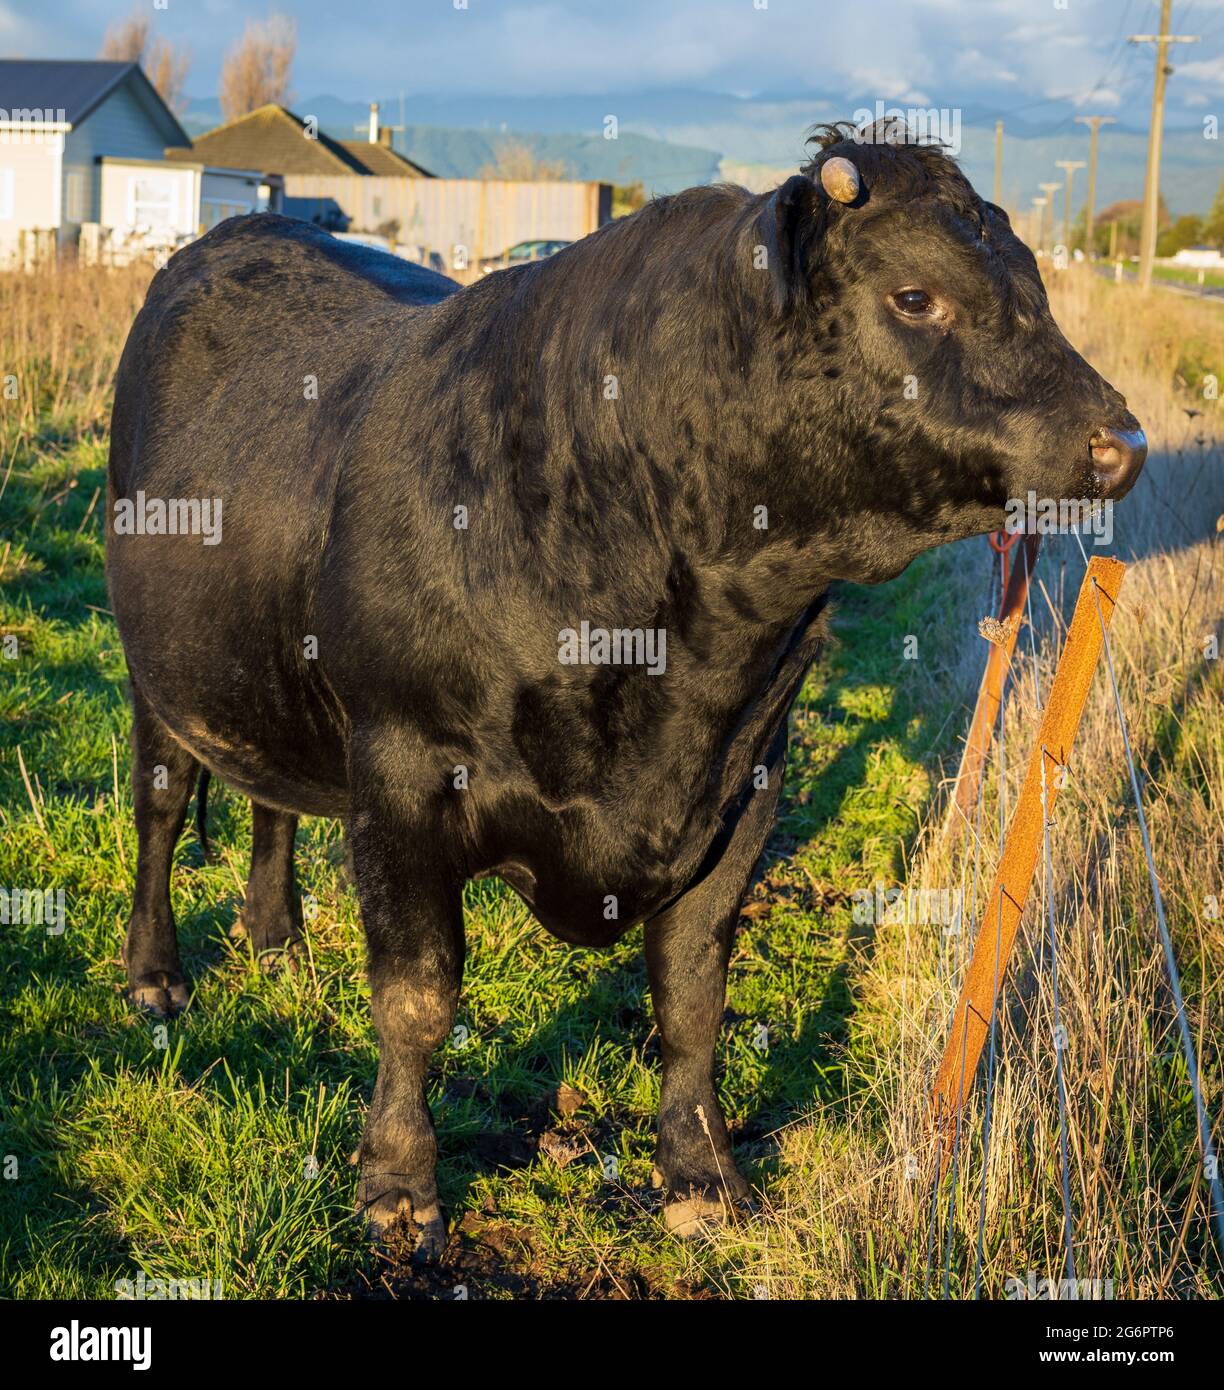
[1156,214,1203,258]
[612,181,646,218]
[1092,196,1169,259]
[476,138,569,181]
[1203,172,1224,248]
[100,8,191,114]
[219,15,296,124]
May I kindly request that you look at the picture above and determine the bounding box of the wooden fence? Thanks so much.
[281,175,612,267]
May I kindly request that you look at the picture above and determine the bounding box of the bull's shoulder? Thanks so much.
[150,213,460,312]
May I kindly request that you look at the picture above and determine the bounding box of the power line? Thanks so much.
[1130,0,1201,288]
[1000,0,1137,119]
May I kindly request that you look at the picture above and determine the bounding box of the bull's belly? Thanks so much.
[486,848,703,947]
[171,714,349,818]
[110,552,349,816]
[473,792,729,947]
[125,637,350,818]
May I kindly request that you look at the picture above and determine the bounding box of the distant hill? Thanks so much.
[180,88,1222,215]
[385,125,717,191]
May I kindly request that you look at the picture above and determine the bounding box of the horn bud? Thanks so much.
[820,156,861,204]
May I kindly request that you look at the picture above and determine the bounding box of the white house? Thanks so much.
[1170,246,1224,270]
[0,59,278,264]
[99,155,272,244]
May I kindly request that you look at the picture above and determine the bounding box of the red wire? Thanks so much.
[988,529,1020,595]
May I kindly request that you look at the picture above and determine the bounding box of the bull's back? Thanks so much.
[109,214,456,501]
[107,216,457,812]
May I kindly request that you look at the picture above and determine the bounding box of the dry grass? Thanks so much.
[2,255,1219,1298]
[0,262,151,452]
[712,268,1224,1299]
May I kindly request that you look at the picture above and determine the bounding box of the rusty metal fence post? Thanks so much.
[932,555,1126,1137]
[942,535,1041,842]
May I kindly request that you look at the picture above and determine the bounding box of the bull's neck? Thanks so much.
[429,200,840,645]
[517,210,834,628]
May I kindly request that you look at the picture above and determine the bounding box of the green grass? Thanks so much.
[1153,264,1224,292]
[0,420,966,1298]
[6,258,1221,1299]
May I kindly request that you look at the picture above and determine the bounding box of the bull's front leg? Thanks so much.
[348,755,465,1261]
[644,733,786,1237]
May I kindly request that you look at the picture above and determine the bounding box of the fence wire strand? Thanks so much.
[1085,567,1224,1254]
[1068,524,1223,1253]
[973,542,1010,1299]
[932,524,1222,1296]
[1041,749,1077,1282]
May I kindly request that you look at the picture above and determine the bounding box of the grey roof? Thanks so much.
[0,59,189,145]
[163,105,372,176]
[338,140,433,178]
[163,106,434,178]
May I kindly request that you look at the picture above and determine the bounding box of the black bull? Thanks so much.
[106,127,1146,1251]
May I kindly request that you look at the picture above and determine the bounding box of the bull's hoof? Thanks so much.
[128,972,190,1017]
[663,1190,729,1238]
[652,1167,756,1238]
[361,1184,448,1263]
[231,915,304,969]
[256,939,304,973]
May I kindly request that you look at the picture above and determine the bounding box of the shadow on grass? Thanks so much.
[0,443,971,1293]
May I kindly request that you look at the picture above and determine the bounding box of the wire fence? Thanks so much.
[920,524,1222,1297]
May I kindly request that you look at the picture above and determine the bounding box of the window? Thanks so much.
[126,174,178,229]
[0,169,13,221]
[201,200,248,230]
[65,170,85,222]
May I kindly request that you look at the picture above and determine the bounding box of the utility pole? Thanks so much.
[1030,196,1047,250]
[1039,182,1062,253]
[1056,160,1086,249]
[994,120,1004,207]
[1074,115,1116,255]
[1130,2,1199,290]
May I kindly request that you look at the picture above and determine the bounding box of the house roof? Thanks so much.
[0,59,189,145]
[165,105,366,175]
[338,140,432,178]
[165,104,431,178]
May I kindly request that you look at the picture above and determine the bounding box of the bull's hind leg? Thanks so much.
[236,804,303,962]
[644,732,786,1236]
[348,753,465,1260]
[123,687,198,1015]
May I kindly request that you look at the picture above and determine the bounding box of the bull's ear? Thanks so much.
[760,173,820,312]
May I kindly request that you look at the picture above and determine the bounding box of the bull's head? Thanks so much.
[759,122,1145,581]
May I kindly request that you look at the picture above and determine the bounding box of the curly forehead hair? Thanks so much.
[802,119,987,226]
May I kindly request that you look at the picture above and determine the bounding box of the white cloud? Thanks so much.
[1072,86,1122,109]
[953,48,1019,86]
[0,0,42,45]
[1175,57,1224,85]
[845,68,932,105]
[4,0,1219,131]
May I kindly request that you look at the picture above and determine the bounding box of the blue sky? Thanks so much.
[4,0,1224,122]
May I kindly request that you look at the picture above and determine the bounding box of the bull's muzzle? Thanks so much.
[1089,426,1147,500]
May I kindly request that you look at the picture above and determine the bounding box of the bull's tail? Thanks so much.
[195,767,213,859]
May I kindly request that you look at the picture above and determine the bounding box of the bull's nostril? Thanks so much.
[1088,426,1147,499]
[1090,438,1122,468]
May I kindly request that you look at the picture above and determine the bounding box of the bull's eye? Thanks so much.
[890,288,934,317]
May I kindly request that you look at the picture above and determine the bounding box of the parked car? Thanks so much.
[478,238,572,274]
[333,231,395,252]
